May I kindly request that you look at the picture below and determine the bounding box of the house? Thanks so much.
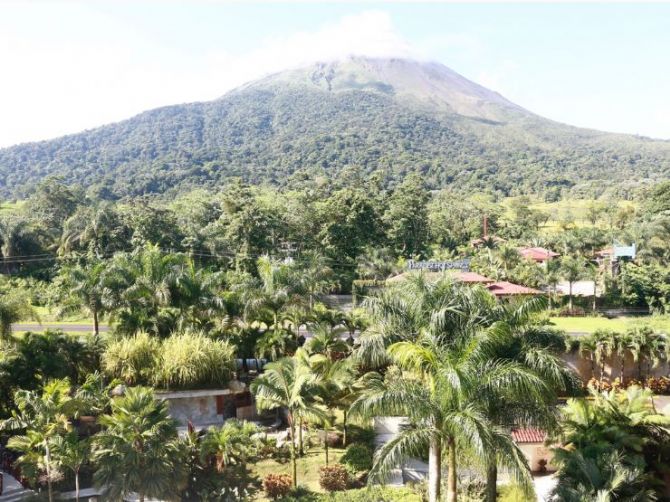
[511,428,556,472]
[386,270,495,285]
[486,281,542,298]
[518,247,559,263]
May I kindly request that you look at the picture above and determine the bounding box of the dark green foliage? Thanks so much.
[1,58,669,199]
[339,443,373,473]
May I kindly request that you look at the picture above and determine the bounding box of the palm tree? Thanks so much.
[53,432,89,502]
[57,261,107,337]
[92,386,185,501]
[250,350,327,487]
[550,386,670,501]
[561,255,587,311]
[353,333,543,502]
[1,379,80,502]
[628,327,668,380]
[305,322,350,360]
[295,251,337,310]
[244,256,299,342]
[199,419,260,473]
[551,450,655,502]
[0,290,37,341]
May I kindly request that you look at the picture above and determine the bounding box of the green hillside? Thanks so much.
[1,56,669,199]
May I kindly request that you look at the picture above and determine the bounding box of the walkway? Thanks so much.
[0,471,31,502]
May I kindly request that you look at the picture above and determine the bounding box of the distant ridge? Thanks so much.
[1,56,669,198]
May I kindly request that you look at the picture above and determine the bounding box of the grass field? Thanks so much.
[549,315,670,334]
[31,305,96,324]
[502,196,637,233]
[0,200,25,214]
[252,444,346,499]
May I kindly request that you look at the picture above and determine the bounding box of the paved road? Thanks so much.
[12,323,110,333]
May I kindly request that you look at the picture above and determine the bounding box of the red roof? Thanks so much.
[511,428,547,444]
[452,271,495,283]
[487,281,541,296]
[518,247,559,262]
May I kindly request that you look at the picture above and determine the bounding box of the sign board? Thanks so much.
[613,243,636,259]
[407,259,471,272]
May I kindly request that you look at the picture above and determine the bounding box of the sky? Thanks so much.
[1,1,670,147]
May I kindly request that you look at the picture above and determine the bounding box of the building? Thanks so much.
[486,281,542,298]
[386,270,495,285]
[518,246,559,263]
[511,428,556,472]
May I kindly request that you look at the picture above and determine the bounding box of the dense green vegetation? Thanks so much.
[3,174,670,499]
[1,57,669,200]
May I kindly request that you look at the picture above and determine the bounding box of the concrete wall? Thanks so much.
[157,389,257,426]
[562,351,670,383]
[518,443,556,472]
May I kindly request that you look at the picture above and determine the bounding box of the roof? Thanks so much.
[511,428,547,444]
[518,247,559,262]
[386,270,494,284]
[596,246,614,257]
[486,281,541,296]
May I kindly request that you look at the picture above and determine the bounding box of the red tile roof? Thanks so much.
[487,281,541,296]
[518,247,559,262]
[452,271,495,283]
[511,428,547,444]
[387,270,494,284]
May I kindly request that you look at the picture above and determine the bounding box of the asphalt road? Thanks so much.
[12,323,110,333]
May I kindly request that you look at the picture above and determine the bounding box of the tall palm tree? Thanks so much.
[53,432,89,502]
[1,379,80,502]
[628,327,669,380]
[244,256,299,342]
[250,350,327,487]
[295,251,337,310]
[92,386,185,501]
[353,333,543,502]
[561,256,587,311]
[57,260,107,337]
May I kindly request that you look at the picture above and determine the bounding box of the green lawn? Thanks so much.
[252,444,346,499]
[31,305,96,324]
[549,315,670,334]
[0,200,25,214]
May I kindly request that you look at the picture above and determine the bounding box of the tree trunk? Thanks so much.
[569,282,574,311]
[139,494,145,502]
[289,416,298,488]
[93,308,99,337]
[446,437,457,502]
[75,471,80,502]
[299,417,304,456]
[45,443,53,502]
[428,437,442,502]
[324,427,329,466]
[485,460,497,502]
[621,354,626,385]
[342,410,347,447]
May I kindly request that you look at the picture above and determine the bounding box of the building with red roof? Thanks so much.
[511,428,555,472]
[486,281,542,298]
[518,246,559,263]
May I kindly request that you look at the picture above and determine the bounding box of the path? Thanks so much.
[12,323,110,333]
[0,471,31,501]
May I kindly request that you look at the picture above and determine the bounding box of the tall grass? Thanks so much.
[102,332,236,389]
[155,333,235,389]
[102,332,159,385]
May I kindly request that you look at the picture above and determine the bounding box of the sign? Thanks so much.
[407,259,471,272]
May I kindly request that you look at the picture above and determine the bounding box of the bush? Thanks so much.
[319,465,349,492]
[315,486,422,501]
[102,333,159,385]
[339,443,373,473]
[154,333,235,389]
[263,473,293,500]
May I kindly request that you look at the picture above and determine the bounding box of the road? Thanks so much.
[11,323,110,333]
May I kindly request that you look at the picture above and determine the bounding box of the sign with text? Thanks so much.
[407,259,471,272]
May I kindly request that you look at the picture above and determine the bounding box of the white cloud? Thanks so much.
[0,9,413,147]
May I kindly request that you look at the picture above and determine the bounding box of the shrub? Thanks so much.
[263,473,293,500]
[339,443,373,473]
[102,333,159,385]
[154,333,235,389]
[317,487,422,501]
[319,465,349,492]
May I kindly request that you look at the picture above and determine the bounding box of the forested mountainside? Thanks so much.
[1,56,669,199]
